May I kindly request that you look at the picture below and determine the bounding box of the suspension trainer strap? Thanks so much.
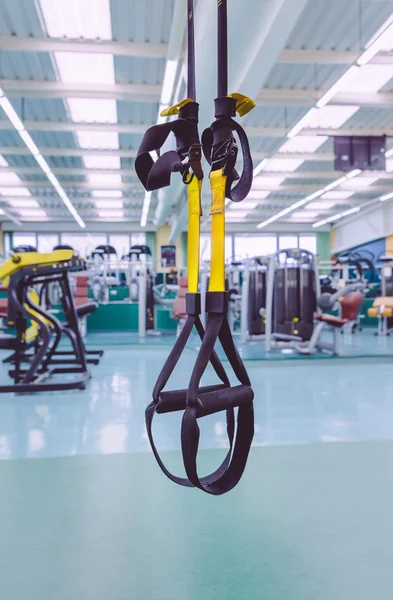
[145,175,236,488]
[179,169,254,495]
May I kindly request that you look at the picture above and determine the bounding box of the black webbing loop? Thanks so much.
[202,96,253,202]
[179,293,254,495]
[145,293,237,488]
[135,102,202,192]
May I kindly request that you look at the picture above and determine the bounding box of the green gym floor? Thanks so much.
[0,338,393,599]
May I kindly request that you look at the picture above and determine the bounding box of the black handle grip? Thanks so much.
[197,384,254,417]
[157,384,227,414]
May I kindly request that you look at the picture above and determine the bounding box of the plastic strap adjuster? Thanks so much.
[186,292,201,315]
[206,291,228,314]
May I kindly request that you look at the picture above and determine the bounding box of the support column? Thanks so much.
[316,231,331,261]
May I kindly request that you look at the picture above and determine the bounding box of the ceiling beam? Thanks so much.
[254,170,393,180]
[0,146,138,158]
[0,145,334,162]
[0,166,138,177]
[0,35,167,58]
[277,48,393,65]
[0,181,142,190]
[0,79,160,102]
[4,166,393,180]
[256,88,393,108]
[0,121,147,134]
[0,120,388,138]
[6,78,393,108]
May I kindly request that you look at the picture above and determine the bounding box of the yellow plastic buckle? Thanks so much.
[228,93,256,117]
[160,98,193,118]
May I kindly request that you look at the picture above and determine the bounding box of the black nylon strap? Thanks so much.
[202,114,253,202]
[135,103,201,192]
[180,312,254,495]
[145,300,237,488]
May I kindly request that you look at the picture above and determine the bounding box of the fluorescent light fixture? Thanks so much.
[247,190,271,199]
[279,136,328,154]
[307,105,359,129]
[313,206,360,228]
[0,207,22,226]
[18,130,40,156]
[7,198,39,208]
[255,183,348,230]
[380,192,393,202]
[257,197,310,229]
[358,22,393,65]
[0,97,25,131]
[83,155,121,170]
[0,186,31,196]
[0,155,8,167]
[76,131,119,150]
[18,208,47,218]
[346,169,362,179]
[39,0,112,39]
[88,173,122,185]
[253,158,269,177]
[323,176,348,192]
[34,154,51,174]
[92,190,123,198]
[0,172,22,184]
[161,60,178,105]
[140,191,152,227]
[303,190,326,201]
[0,88,85,228]
[316,66,360,108]
[67,98,118,124]
[287,107,318,138]
[385,148,393,158]
[264,157,304,172]
[321,190,354,200]
[252,175,286,189]
[95,199,123,209]
[98,209,124,218]
[55,52,115,84]
[341,64,393,93]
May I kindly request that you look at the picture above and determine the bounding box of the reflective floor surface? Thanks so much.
[87,326,393,360]
[0,343,393,599]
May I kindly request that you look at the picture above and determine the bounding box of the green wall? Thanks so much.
[316,232,331,261]
[146,232,156,262]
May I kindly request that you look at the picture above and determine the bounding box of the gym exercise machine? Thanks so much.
[297,285,365,355]
[265,249,319,352]
[0,250,100,392]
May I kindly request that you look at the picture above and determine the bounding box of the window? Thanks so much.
[60,234,91,257]
[12,233,37,251]
[234,235,277,259]
[299,235,317,255]
[200,235,211,263]
[4,233,11,258]
[37,234,59,253]
[200,235,233,263]
[131,233,146,246]
[279,235,298,250]
[110,235,130,258]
